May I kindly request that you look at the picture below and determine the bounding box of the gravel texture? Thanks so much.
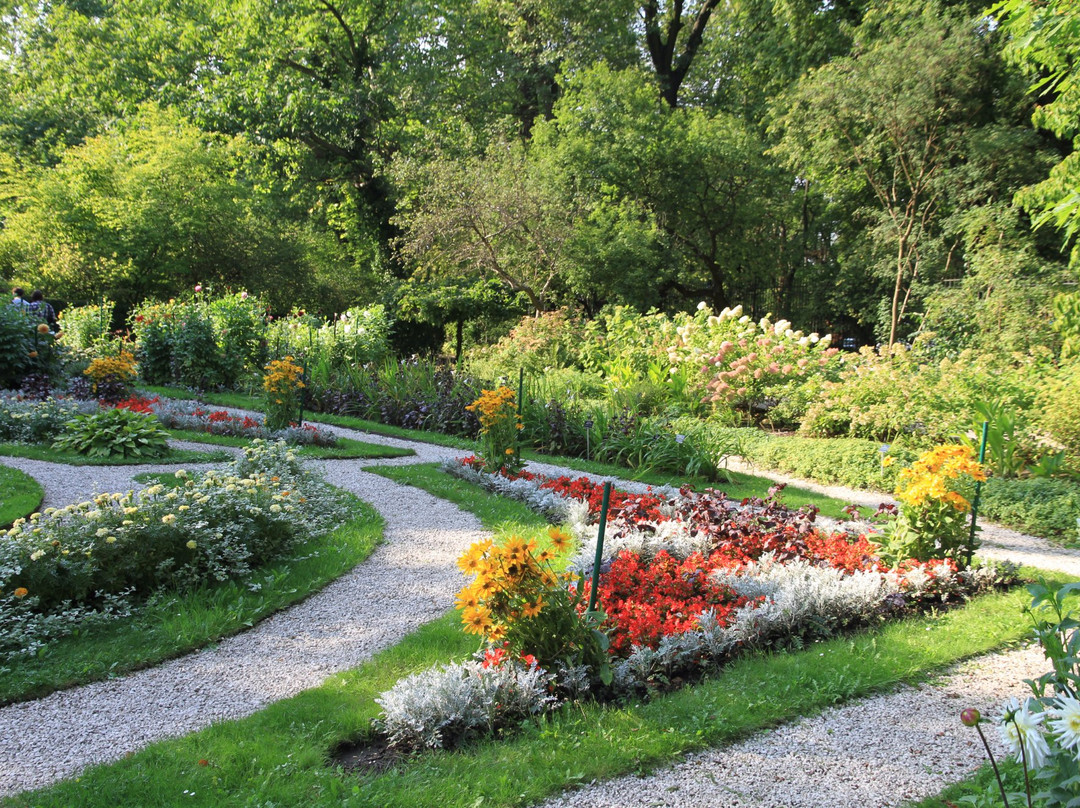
[538,644,1048,808]
[0,423,1077,803]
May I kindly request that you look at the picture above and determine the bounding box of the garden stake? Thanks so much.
[516,367,525,467]
[297,360,307,427]
[967,420,989,568]
[586,481,612,614]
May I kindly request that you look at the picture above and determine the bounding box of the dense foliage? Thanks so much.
[0,0,1074,352]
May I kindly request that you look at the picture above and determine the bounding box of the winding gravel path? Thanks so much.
[0,421,1077,804]
[0,441,480,797]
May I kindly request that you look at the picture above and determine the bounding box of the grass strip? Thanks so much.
[5,465,1062,808]
[0,492,382,706]
[163,428,415,460]
[0,442,230,466]
[0,465,44,527]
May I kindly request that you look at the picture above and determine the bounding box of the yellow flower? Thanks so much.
[455,587,481,612]
[162,514,177,525]
[186,540,197,549]
[13,588,28,598]
[547,527,571,554]
[462,605,493,635]
[521,598,545,619]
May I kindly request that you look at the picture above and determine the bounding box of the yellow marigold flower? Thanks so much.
[186,540,197,549]
[14,588,28,598]
[457,550,485,576]
[161,514,177,525]
[106,537,117,544]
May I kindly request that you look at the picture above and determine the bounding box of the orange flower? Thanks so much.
[13,588,28,598]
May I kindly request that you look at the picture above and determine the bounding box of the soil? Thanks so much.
[332,737,408,775]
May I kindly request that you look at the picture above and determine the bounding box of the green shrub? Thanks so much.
[980,477,1080,541]
[0,305,35,389]
[727,429,914,492]
[800,345,1040,444]
[1036,362,1080,464]
[56,301,115,352]
[52,407,170,459]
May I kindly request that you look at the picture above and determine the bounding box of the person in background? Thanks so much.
[10,287,31,312]
[28,290,57,328]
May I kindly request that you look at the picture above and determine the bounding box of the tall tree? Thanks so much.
[993,0,1080,266]
[773,2,995,345]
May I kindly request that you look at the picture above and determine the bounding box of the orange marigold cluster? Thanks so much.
[895,444,988,511]
[464,386,521,432]
[84,351,138,383]
[263,356,305,397]
[455,528,569,642]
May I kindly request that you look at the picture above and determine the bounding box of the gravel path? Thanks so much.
[0,445,482,797]
[538,644,1048,808]
[1,425,1077,804]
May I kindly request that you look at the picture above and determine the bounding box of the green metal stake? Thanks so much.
[516,367,525,467]
[586,481,613,614]
[297,361,307,428]
[967,421,989,568]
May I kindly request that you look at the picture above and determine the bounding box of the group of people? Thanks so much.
[9,287,58,329]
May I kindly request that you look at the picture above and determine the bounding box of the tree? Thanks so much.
[535,66,782,311]
[993,0,1080,267]
[773,2,995,346]
[392,137,581,313]
[0,106,320,316]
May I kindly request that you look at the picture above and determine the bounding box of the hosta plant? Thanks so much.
[51,407,171,459]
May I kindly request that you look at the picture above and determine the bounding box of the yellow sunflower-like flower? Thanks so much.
[454,586,481,612]
[547,527,571,554]
[521,597,545,619]
[462,605,493,635]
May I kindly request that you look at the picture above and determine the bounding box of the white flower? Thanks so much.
[697,301,707,311]
[1050,696,1080,757]
[999,697,1050,769]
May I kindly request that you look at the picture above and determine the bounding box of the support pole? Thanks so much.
[586,481,613,614]
[967,421,989,567]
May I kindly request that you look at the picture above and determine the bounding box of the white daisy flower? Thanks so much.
[1000,697,1050,770]
[1050,696,1080,757]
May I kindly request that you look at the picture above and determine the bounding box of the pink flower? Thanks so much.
[194,284,203,293]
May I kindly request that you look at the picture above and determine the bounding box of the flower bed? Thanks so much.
[372,458,1017,753]
[0,440,348,660]
[150,398,338,446]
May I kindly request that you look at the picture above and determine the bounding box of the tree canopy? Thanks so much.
[0,0,1072,350]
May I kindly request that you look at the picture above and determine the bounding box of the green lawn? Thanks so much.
[164,428,415,460]
[0,491,382,706]
[0,442,230,466]
[0,465,43,527]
